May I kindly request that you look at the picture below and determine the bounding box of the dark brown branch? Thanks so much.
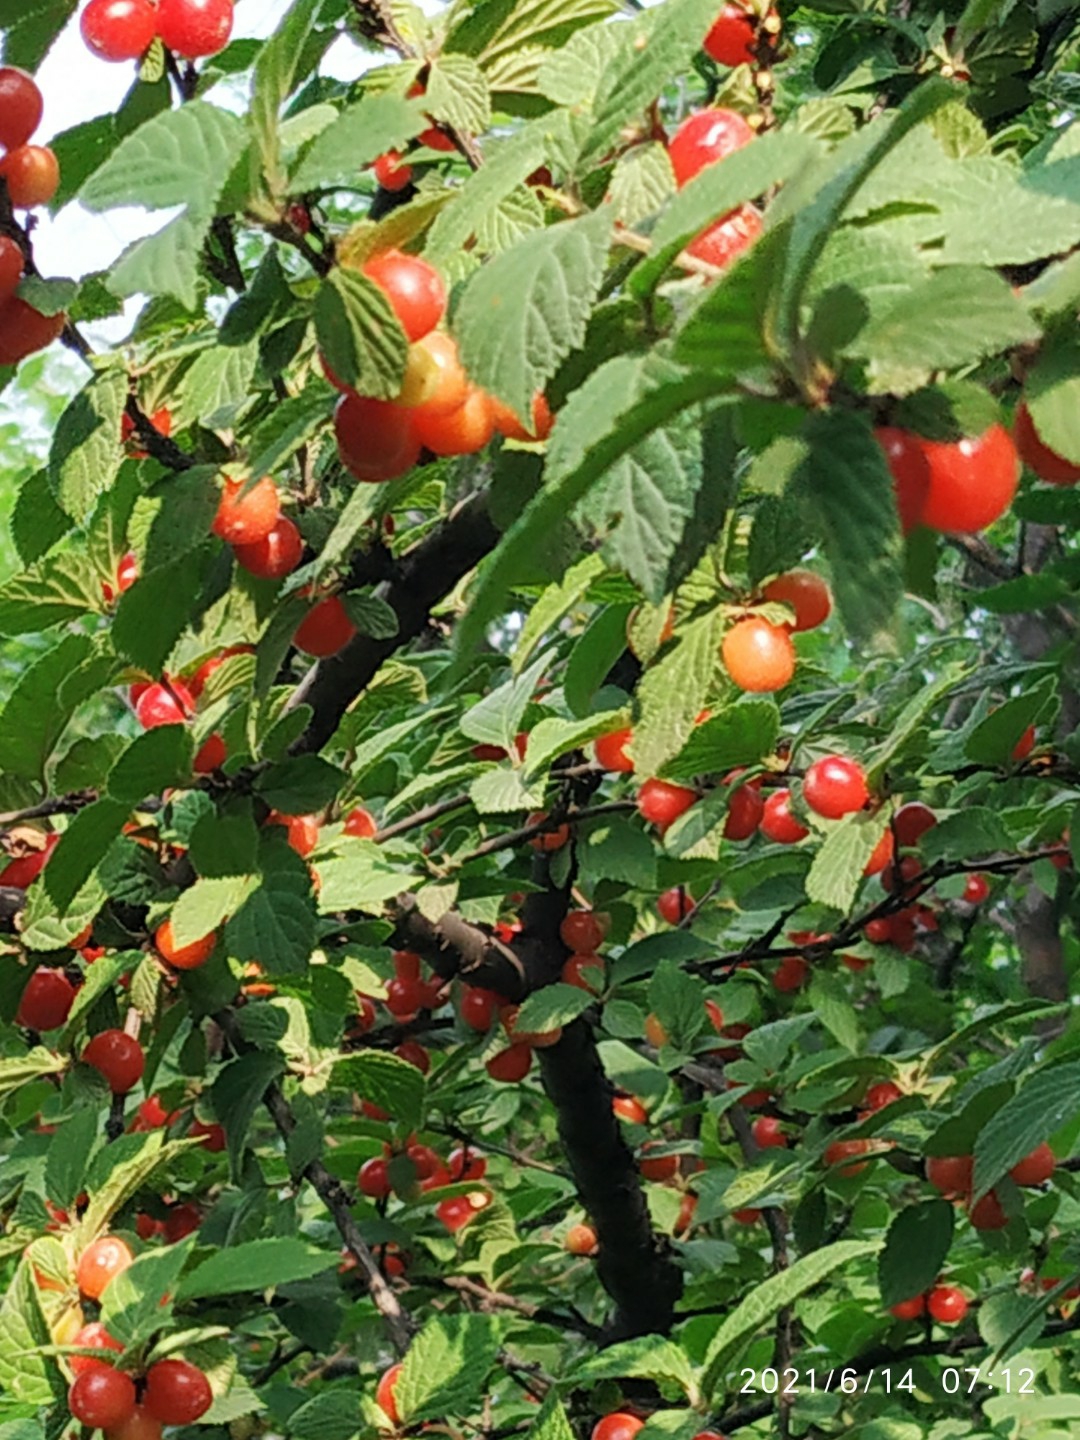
[462,801,637,862]
[0,791,97,826]
[374,792,472,843]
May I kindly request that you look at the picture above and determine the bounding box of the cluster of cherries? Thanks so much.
[329,248,552,486]
[64,1236,212,1440]
[926,1142,1056,1233]
[81,0,233,62]
[359,1139,492,1235]
[371,81,464,193]
[0,67,65,366]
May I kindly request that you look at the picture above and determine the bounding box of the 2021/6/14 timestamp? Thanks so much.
[738,1367,1037,1396]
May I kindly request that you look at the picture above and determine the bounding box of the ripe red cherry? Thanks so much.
[193,732,226,774]
[212,476,280,546]
[0,296,65,366]
[527,811,571,850]
[267,811,319,857]
[109,1405,163,1440]
[69,1321,124,1375]
[460,985,500,1031]
[874,425,932,533]
[773,955,808,992]
[374,151,413,191]
[187,644,252,698]
[918,425,1019,534]
[395,1041,430,1072]
[361,250,445,342]
[144,1360,213,1424]
[594,726,634,772]
[686,204,762,269]
[490,391,554,442]
[612,1094,648,1124]
[155,919,216,970]
[358,1157,391,1199]
[760,789,808,843]
[81,0,158,59]
[16,968,75,1030]
[0,68,43,150]
[1010,1141,1055,1186]
[721,769,763,840]
[703,2,757,64]
[83,1030,145,1094]
[636,777,697,832]
[1012,724,1035,761]
[0,832,59,889]
[803,755,869,820]
[752,1115,787,1149]
[591,1415,644,1440]
[393,949,421,982]
[722,616,796,692]
[344,806,377,838]
[191,1119,226,1150]
[893,801,937,848]
[1013,401,1080,485]
[156,0,234,58]
[163,1203,201,1243]
[0,235,24,303]
[0,145,60,208]
[436,1189,491,1231]
[385,974,426,1020]
[864,1080,902,1111]
[76,1236,133,1300]
[927,1285,968,1324]
[561,954,604,991]
[890,1294,926,1321]
[639,1142,679,1182]
[294,595,356,657]
[969,1190,1008,1230]
[135,679,194,729]
[964,873,990,904]
[413,386,496,457]
[762,569,832,633]
[376,1363,404,1422]
[667,106,755,187]
[657,885,694,923]
[825,1138,871,1176]
[102,551,139,602]
[334,393,420,482]
[560,910,606,954]
[401,331,469,416]
[486,1044,533,1082]
[233,516,303,579]
[926,1154,973,1198]
[69,1368,137,1430]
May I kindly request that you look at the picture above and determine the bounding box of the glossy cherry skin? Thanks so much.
[16,967,75,1030]
[1010,1141,1055,1186]
[76,1236,134,1300]
[155,918,217,970]
[667,107,755,188]
[963,873,990,904]
[762,569,832,632]
[83,1030,145,1094]
[135,679,195,729]
[561,954,604,991]
[893,801,937,848]
[566,1222,599,1256]
[636,777,697,833]
[722,616,796,692]
[803,755,870,819]
[919,424,1020,534]
[0,145,59,208]
[334,393,420,482]
[358,1157,391,1199]
[374,151,413,191]
[486,1044,533,1082]
[490,392,554,441]
[0,68,43,150]
[926,1154,973,1198]
[927,1285,968,1324]
[81,0,158,60]
[969,1190,1008,1230]
[0,296,65,365]
[69,1321,124,1375]
[722,770,763,839]
[890,1294,926,1321]
[361,250,445,342]
[233,516,303,579]
[156,0,235,58]
[69,1369,137,1430]
[657,886,694,923]
[0,832,59,888]
[294,595,356,657]
[143,1360,213,1424]
[344,806,377,838]
[824,1137,871,1176]
[0,234,24,303]
[686,203,762,269]
[413,386,495,457]
[595,727,634,773]
[560,911,606,954]
[212,476,280,546]
[752,1115,787,1149]
[703,3,757,64]
[591,1415,644,1440]
[760,789,809,843]
[460,985,500,1031]
[1014,401,1080,485]
[875,426,930,533]
[376,1363,403,1422]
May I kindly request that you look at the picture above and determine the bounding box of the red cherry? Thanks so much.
[0,234,23,304]
[83,1030,145,1094]
[385,974,425,1021]
[69,1369,137,1430]
[393,949,421,982]
[294,595,356,657]
[0,296,65,366]
[825,1138,871,1176]
[722,616,796,692]
[864,1081,902,1111]
[969,1190,1008,1230]
[591,1415,644,1440]
[0,832,59,889]
[732,1207,762,1224]
[667,107,755,188]
[108,1404,163,1440]
[0,68,43,151]
[963,873,990,905]
[527,811,571,850]
[881,854,923,896]
[212,476,280,546]
[565,1222,599,1256]
[163,1203,201,1243]
[135,679,194,728]
[1010,1141,1055,1186]
[889,1295,926,1321]
[1014,401,1080,485]
[69,1321,124,1375]
[102,551,139,602]
[1012,724,1036,761]
[143,1360,213,1425]
[703,2,757,65]
[395,1041,430,1072]
[561,954,604,992]
[675,1192,698,1234]
[612,1094,648,1125]
[595,726,635,773]
[233,516,303,580]
[413,385,496,457]
[722,769,764,840]
[361,250,445,343]
[191,1119,226,1151]
[803,755,869,820]
[155,918,216,970]
[344,806,377,838]
[16,967,75,1030]
[76,1236,133,1300]
[267,811,319,857]
[460,985,500,1031]
[187,645,252,699]
[927,1285,968,1324]
[334,392,419,482]
[156,0,234,58]
[560,910,607,953]
[436,1189,491,1231]
[490,392,554,442]
[686,204,762,270]
[761,569,832,633]
[486,1044,533,1082]
[926,1154,973,1198]
[760,789,809,843]
[374,151,413,191]
[919,425,1019,534]
[121,407,171,458]
[638,1142,679,1182]
[752,1115,787,1149]
[863,828,894,877]
[193,733,226,774]
[376,1363,403,1422]
[875,426,931,533]
[893,801,937,848]
[358,1157,391,1199]
[137,1094,169,1129]
[448,1147,487,1182]
[773,955,808,992]
[657,885,694,923]
[636,777,697,832]
[0,144,59,208]
[81,0,157,60]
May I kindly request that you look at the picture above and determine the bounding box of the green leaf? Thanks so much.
[212,1050,286,1181]
[342,592,399,640]
[396,1314,500,1423]
[794,410,904,645]
[11,469,69,566]
[250,0,333,198]
[857,266,1039,372]
[878,1200,955,1307]
[41,797,129,914]
[662,701,780,782]
[48,368,127,524]
[290,93,424,192]
[101,1239,196,1346]
[76,1133,187,1241]
[569,1336,695,1392]
[919,807,1014,863]
[247,385,336,481]
[178,1239,338,1300]
[807,971,860,1052]
[288,1392,360,1440]
[632,611,724,777]
[512,553,607,673]
[972,1060,1080,1201]
[315,842,409,911]
[256,756,344,813]
[701,1240,881,1395]
[1,0,77,71]
[333,1051,425,1132]
[0,1049,64,1103]
[454,207,612,423]
[60,953,137,1043]
[565,602,634,717]
[426,53,491,135]
[0,1261,65,1407]
[226,836,316,974]
[113,552,208,674]
[578,814,657,890]
[469,765,544,814]
[139,466,220,571]
[189,805,261,878]
[0,552,99,637]
[107,727,194,803]
[45,1109,99,1211]
[806,810,890,913]
[461,650,551,751]
[1023,330,1080,467]
[426,125,548,265]
[179,342,258,425]
[649,960,706,1049]
[170,877,248,949]
[514,984,592,1034]
[523,711,625,778]
[964,677,1058,765]
[607,143,674,228]
[0,633,93,782]
[313,268,407,398]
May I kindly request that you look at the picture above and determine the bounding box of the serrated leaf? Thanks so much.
[578,814,657,890]
[972,1060,1080,1201]
[41,797,128,914]
[247,385,335,479]
[76,1133,187,1242]
[11,470,68,567]
[569,1336,695,1391]
[179,342,258,425]
[342,592,399,640]
[314,267,407,398]
[469,766,545,814]
[0,633,93,782]
[632,611,724,777]
[878,1200,954,1307]
[513,553,607,673]
[0,1261,65,1407]
[81,101,246,213]
[426,53,491,134]
[256,755,344,813]
[334,1050,425,1131]
[964,676,1058,765]
[101,1239,196,1346]
[170,876,249,949]
[250,0,334,199]
[806,810,889,913]
[178,1238,338,1300]
[454,207,612,423]
[226,837,316,973]
[290,94,424,192]
[315,841,408,910]
[107,726,194,802]
[807,971,859,1052]
[0,1049,64,1102]
[112,551,207,673]
[514,984,592,1034]
[396,1315,500,1422]
[1024,330,1080,466]
[427,124,548,264]
[48,368,127,524]
[45,1109,99,1211]
[289,1392,360,1440]
[211,1050,286,1181]
[523,711,625,778]
[661,700,780,782]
